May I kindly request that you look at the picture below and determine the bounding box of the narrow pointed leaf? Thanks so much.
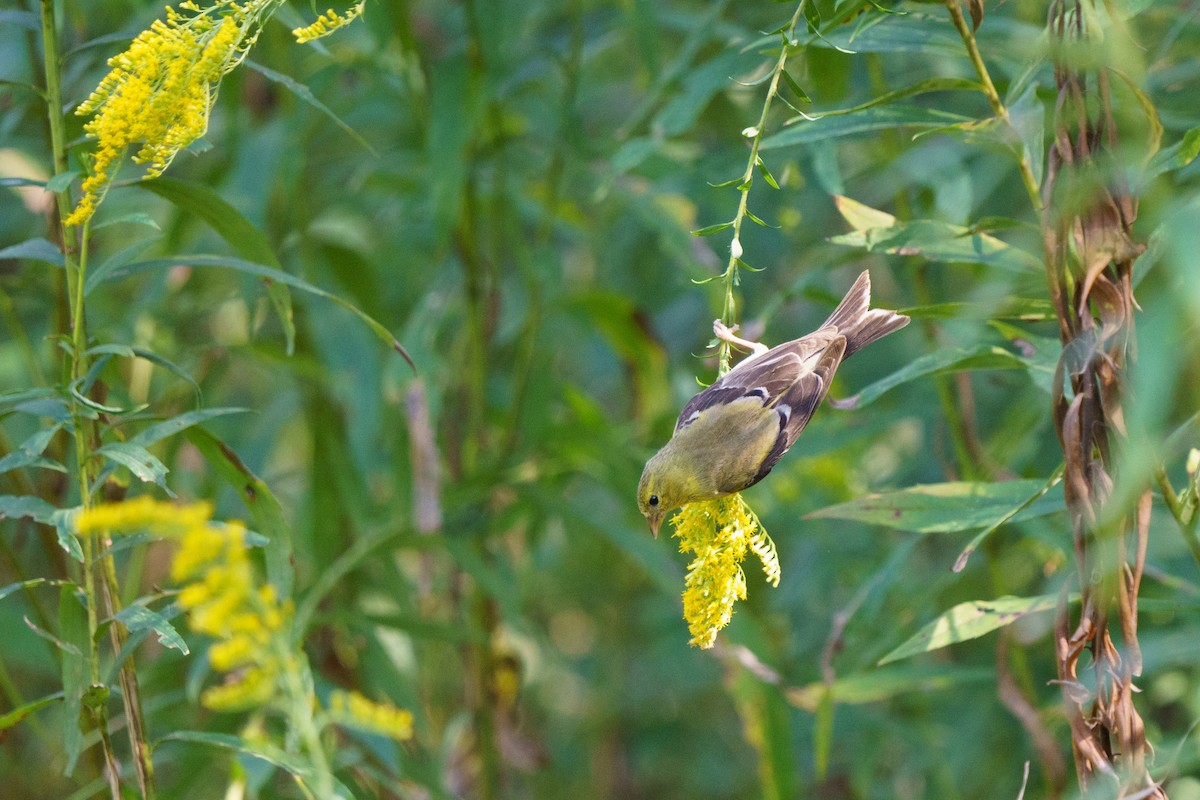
[808,479,1065,533]
[879,595,1062,665]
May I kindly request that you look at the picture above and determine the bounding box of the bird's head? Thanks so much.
[637,449,692,538]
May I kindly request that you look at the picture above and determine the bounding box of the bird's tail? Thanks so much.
[821,270,909,358]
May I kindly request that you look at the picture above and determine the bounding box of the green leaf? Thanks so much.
[52,508,84,562]
[829,218,1042,273]
[744,209,775,228]
[843,344,1044,408]
[953,467,1064,572]
[244,60,376,156]
[0,425,65,476]
[87,343,200,397]
[88,236,163,289]
[0,237,64,267]
[692,222,734,237]
[94,254,412,368]
[0,451,66,476]
[808,77,983,120]
[781,70,811,103]
[0,691,63,732]
[156,731,356,798]
[0,10,38,30]
[708,176,745,189]
[1146,126,1200,180]
[878,594,1062,665]
[897,299,1056,321]
[113,604,188,654]
[59,585,87,775]
[132,178,295,355]
[787,665,994,709]
[833,195,896,231]
[0,578,48,602]
[807,479,1065,533]
[1111,67,1162,163]
[184,428,294,597]
[764,105,974,149]
[812,13,968,57]
[802,0,822,33]
[0,495,58,525]
[755,156,780,189]
[45,170,79,193]
[95,443,171,490]
[129,407,249,447]
[90,211,160,231]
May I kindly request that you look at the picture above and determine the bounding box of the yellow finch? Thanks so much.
[637,270,909,537]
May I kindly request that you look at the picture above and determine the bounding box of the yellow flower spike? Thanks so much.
[670,494,779,649]
[201,666,275,711]
[74,496,294,715]
[209,634,256,671]
[75,495,213,537]
[329,689,415,741]
[66,0,302,226]
[292,2,365,43]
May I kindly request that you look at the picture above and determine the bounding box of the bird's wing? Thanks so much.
[749,335,846,482]
[675,330,847,480]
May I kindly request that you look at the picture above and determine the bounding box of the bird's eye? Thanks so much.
[648,495,659,507]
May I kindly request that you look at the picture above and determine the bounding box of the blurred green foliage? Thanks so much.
[2,0,1200,797]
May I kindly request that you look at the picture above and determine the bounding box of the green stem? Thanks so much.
[942,0,1042,213]
[717,0,807,375]
[38,5,122,797]
[40,4,157,796]
[283,656,335,799]
[1156,468,1200,571]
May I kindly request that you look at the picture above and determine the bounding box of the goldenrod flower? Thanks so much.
[75,494,213,536]
[201,665,276,711]
[292,3,366,44]
[328,689,414,741]
[76,497,292,711]
[671,494,779,649]
[67,0,364,226]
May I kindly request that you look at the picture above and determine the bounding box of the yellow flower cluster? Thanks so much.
[292,3,366,44]
[671,494,780,649]
[170,518,293,711]
[66,1,270,225]
[75,494,213,536]
[328,689,414,741]
[76,496,292,710]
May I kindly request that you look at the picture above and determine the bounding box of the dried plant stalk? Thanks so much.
[1043,1,1162,796]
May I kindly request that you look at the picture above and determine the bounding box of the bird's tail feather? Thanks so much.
[821,270,909,358]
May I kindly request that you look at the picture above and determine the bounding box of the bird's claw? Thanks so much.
[713,319,769,357]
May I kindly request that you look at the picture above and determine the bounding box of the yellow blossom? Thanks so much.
[75,495,212,536]
[329,689,414,741]
[201,665,275,711]
[67,1,265,225]
[671,494,779,649]
[78,496,292,712]
[292,3,366,44]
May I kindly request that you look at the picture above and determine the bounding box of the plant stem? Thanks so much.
[942,0,1042,213]
[284,655,335,799]
[717,0,806,375]
[1155,467,1200,570]
[40,4,157,796]
[38,4,121,796]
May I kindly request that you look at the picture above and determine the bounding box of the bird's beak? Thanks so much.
[647,513,664,539]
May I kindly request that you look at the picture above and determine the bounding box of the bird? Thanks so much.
[637,270,909,538]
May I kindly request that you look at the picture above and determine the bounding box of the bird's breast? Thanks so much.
[674,398,781,495]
